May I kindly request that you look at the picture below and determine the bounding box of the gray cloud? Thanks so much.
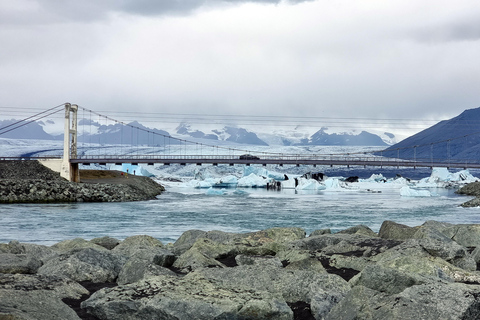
[413,17,480,43]
[1,0,479,139]
[0,0,311,25]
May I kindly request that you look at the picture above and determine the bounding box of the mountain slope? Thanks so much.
[306,128,388,146]
[382,107,480,161]
[0,119,56,140]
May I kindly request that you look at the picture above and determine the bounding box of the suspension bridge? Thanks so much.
[1,103,480,182]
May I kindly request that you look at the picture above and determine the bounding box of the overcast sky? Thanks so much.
[1,0,480,136]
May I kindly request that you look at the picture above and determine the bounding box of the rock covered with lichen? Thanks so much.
[2,222,480,319]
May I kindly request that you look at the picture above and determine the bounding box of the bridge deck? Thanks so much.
[3,155,479,169]
[63,155,480,169]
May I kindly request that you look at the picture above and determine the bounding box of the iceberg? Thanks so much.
[243,166,286,180]
[417,168,478,188]
[217,175,238,187]
[295,178,326,191]
[237,173,269,188]
[400,186,432,197]
[324,178,343,190]
[185,179,213,188]
[360,173,387,183]
[206,188,228,195]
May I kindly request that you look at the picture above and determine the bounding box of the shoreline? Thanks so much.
[0,160,165,203]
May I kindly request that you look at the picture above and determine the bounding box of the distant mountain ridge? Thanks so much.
[383,107,480,161]
[1,118,395,147]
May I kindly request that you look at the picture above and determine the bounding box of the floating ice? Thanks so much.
[295,178,325,191]
[360,173,387,183]
[185,179,213,188]
[400,186,432,197]
[324,178,343,190]
[237,173,269,188]
[206,187,228,195]
[243,166,286,180]
[417,168,478,188]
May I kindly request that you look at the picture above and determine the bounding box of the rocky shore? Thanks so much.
[456,182,480,207]
[0,160,165,203]
[2,221,480,319]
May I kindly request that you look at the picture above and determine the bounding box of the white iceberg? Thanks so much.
[206,188,228,195]
[295,178,326,191]
[400,186,432,197]
[360,173,387,183]
[243,166,286,180]
[417,168,478,188]
[324,178,343,190]
[237,173,269,188]
[184,179,213,188]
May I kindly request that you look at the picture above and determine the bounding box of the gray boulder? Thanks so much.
[309,228,331,237]
[172,238,237,271]
[1,240,58,264]
[51,238,108,252]
[350,264,427,294]
[38,247,127,283]
[378,220,418,240]
[172,229,208,255]
[372,241,480,283]
[117,258,177,285]
[338,225,378,237]
[326,282,480,320]
[82,274,293,320]
[117,247,176,285]
[112,235,164,257]
[90,236,121,250]
[0,290,81,320]
[0,253,42,274]
[0,273,88,320]
[443,224,480,248]
[193,264,350,314]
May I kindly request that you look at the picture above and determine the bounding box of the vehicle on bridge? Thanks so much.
[239,154,260,160]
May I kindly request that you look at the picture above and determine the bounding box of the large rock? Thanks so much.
[372,241,480,284]
[338,225,378,238]
[0,273,88,320]
[172,238,237,271]
[38,247,127,283]
[0,290,82,320]
[112,235,164,257]
[192,264,351,316]
[0,253,42,274]
[117,259,177,285]
[378,220,418,240]
[117,247,176,285]
[51,238,108,252]
[326,282,480,320]
[172,227,306,257]
[81,274,293,320]
[350,264,427,294]
[90,236,121,250]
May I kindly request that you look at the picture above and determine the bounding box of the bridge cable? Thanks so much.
[0,103,65,136]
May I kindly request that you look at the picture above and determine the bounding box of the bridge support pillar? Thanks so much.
[60,103,80,182]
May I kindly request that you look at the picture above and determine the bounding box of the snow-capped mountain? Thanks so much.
[1,118,397,147]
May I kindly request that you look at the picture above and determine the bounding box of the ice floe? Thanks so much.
[400,186,433,197]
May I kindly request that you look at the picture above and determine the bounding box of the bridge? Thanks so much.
[2,103,480,181]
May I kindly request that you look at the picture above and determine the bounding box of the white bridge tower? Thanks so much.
[60,103,80,182]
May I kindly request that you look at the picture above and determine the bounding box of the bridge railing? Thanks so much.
[69,154,480,165]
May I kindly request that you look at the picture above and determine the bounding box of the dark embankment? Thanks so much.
[0,160,164,203]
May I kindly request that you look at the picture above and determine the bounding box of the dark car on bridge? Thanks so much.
[239,154,260,160]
